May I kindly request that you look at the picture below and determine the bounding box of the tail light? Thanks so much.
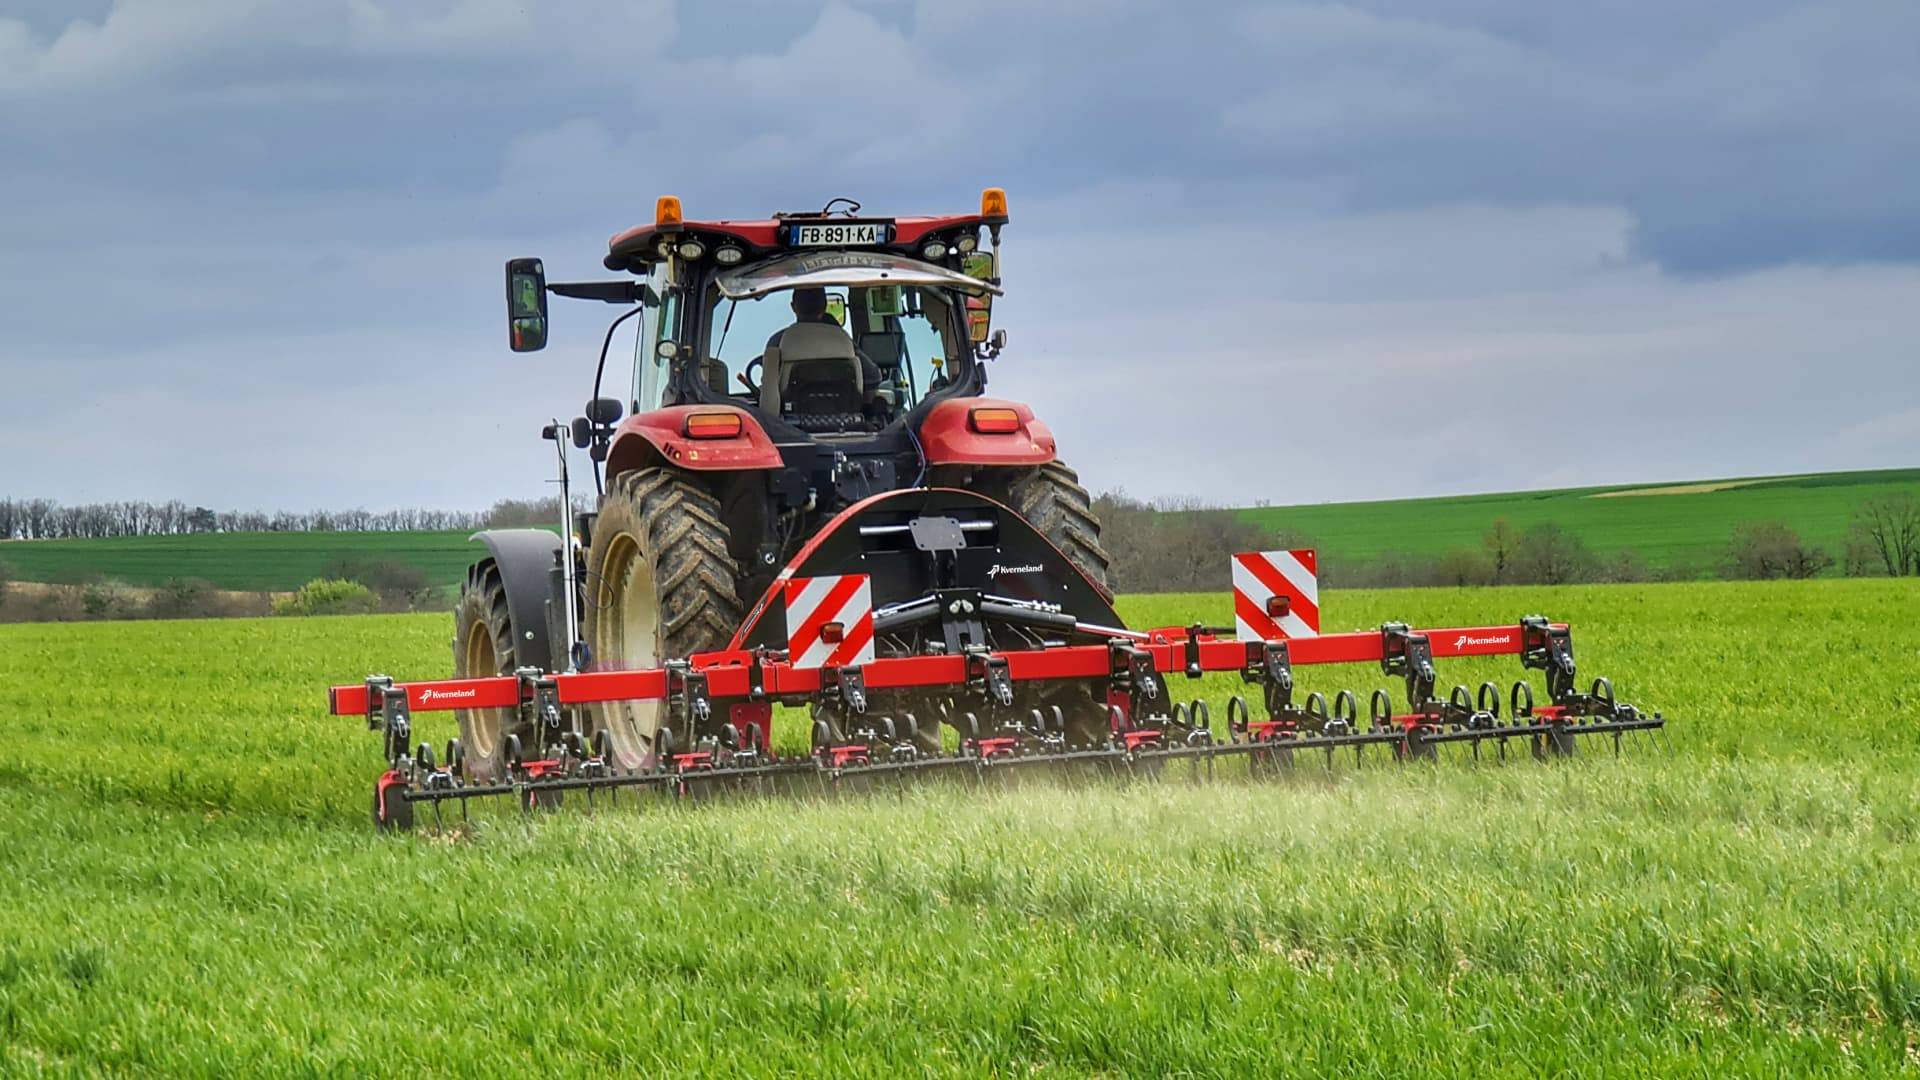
[968,407,1020,434]
[1265,595,1291,618]
[683,412,742,439]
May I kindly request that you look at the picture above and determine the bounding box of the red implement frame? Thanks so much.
[328,623,1557,717]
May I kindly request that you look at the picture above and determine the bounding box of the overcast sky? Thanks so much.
[2,0,1916,512]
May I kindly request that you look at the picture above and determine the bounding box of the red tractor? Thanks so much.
[335,188,1663,829]
[458,189,1119,779]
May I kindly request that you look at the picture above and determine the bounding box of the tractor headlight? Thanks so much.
[955,234,978,254]
[714,245,744,265]
[920,239,948,261]
[677,240,707,260]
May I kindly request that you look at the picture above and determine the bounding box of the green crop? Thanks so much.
[1240,466,1920,573]
[0,580,1916,1076]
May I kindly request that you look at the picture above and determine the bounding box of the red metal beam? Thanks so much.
[326,622,1563,717]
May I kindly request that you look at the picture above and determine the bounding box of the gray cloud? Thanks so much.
[1,0,1915,512]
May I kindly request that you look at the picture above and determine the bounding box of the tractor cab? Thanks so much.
[507,191,1009,437]
[502,189,1064,610]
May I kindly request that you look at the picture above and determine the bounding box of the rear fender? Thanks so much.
[469,529,563,671]
[605,405,782,477]
[729,487,1122,651]
[917,398,1057,467]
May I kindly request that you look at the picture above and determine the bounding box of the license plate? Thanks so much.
[789,222,887,247]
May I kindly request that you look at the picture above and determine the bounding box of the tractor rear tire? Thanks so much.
[1001,460,1113,597]
[583,468,744,773]
[452,561,530,784]
[992,460,1114,746]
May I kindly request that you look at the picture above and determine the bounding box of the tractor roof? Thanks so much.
[605,213,992,274]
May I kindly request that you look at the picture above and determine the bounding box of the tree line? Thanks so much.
[0,497,595,540]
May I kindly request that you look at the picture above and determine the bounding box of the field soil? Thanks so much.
[1,580,1917,1075]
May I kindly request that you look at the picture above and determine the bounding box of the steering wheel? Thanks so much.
[737,356,762,398]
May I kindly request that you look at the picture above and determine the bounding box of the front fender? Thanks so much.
[469,529,563,671]
[917,398,1057,467]
[605,405,783,477]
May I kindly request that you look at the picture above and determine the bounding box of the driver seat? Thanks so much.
[761,323,862,416]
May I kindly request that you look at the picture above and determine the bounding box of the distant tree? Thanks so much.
[1601,548,1651,583]
[146,578,214,619]
[1724,521,1832,580]
[1512,524,1595,585]
[1849,493,1920,576]
[1093,490,1289,593]
[324,558,439,611]
[1481,518,1520,583]
[0,557,12,604]
[486,497,564,529]
[272,579,378,617]
[1437,546,1495,587]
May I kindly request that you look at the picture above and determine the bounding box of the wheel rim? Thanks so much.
[595,531,668,770]
[460,611,508,761]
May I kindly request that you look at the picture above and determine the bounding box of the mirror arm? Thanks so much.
[550,281,653,305]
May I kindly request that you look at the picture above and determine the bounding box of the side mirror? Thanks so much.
[506,258,549,352]
[961,253,995,344]
[585,397,624,424]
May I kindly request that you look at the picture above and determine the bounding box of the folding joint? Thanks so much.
[517,667,563,730]
[665,662,713,728]
[369,679,411,764]
[966,651,1014,707]
[1109,640,1161,702]
[827,665,868,715]
[1184,623,1205,679]
[1519,615,1577,703]
[747,649,771,701]
[363,675,394,731]
[1242,640,1294,706]
[1380,624,1436,707]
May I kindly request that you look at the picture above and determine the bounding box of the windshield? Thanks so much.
[703,283,964,415]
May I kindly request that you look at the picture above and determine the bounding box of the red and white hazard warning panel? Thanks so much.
[783,574,877,669]
[1232,549,1320,641]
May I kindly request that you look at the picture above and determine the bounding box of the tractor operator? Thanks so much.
[766,286,883,397]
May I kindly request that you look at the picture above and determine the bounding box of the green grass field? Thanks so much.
[0,527,491,592]
[3,580,1917,1075]
[3,468,1914,594]
[1241,466,1920,573]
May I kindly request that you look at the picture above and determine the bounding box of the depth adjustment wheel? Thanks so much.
[583,467,744,773]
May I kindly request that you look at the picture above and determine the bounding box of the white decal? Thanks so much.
[420,687,480,702]
[1453,634,1513,648]
[987,563,1043,578]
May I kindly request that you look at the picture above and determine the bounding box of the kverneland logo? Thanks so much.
[420,687,479,702]
[987,563,1042,578]
[1454,633,1513,648]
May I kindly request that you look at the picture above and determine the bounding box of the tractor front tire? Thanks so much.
[452,561,530,784]
[583,468,744,773]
